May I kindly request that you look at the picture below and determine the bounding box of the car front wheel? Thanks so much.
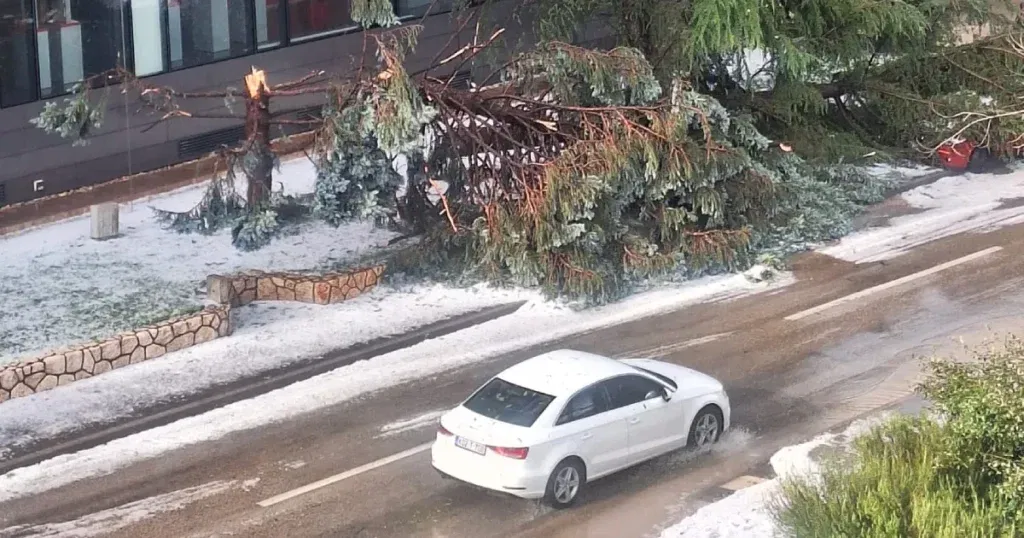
[543,458,586,509]
[688,405,724,449]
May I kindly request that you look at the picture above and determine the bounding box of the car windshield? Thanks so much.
[631,365,677,390]
[463,377,555,427]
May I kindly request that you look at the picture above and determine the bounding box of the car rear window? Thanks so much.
[463,377,554,427]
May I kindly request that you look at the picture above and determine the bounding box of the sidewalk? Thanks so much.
[0,302,524,474]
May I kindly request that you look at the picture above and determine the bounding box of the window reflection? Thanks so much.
[0,0,37,106]
[130,0,164,76]
[288,0,352,42]
[254,0,283,50]
[35,0,126,97]
[168,0,253,69]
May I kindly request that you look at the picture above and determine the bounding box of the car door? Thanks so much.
[604,374,678,463]
[553,383,629,478]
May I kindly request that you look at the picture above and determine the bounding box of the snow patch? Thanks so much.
[0,270,790,502]
[0,480,237,537]
[657,416,885,538]
[820,167,1024,263]
[0,157,397,365]
[377,409,446,437]
[0,283,536,457]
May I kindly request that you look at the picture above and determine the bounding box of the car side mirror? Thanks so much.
[661,389,671,402]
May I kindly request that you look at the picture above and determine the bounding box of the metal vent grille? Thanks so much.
[449,70,473,89]
[177,125,246,159]
[0,182,6,206]
[294,105,324,121]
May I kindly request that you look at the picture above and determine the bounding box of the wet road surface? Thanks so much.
[4,222,1024,538]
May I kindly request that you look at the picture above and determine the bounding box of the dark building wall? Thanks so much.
[0,0,535,206]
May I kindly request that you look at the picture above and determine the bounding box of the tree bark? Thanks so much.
[244,69,275,208]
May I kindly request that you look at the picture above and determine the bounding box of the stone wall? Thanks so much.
[207,265,385,306]
[0,305,231,403]
[0,266,381,404]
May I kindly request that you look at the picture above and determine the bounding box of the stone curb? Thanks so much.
[0,300,526,475]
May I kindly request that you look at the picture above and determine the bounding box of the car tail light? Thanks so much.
[489,446,529,459]
[437,423,453,436]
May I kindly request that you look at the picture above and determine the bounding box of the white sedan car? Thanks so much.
[431,349,730,508]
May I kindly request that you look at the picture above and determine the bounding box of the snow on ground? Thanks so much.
[658,415,887,538]
[820,165,1024,263]
[0,282,537,455]
[377,409,447,438]
[0,267,792,501]
[866,162,937,181]
[0,157,396,365]
[0,479,240,537]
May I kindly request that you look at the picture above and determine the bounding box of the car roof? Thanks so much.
[496,349,637,397]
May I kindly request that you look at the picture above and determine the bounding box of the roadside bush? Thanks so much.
[772,336,1024,538]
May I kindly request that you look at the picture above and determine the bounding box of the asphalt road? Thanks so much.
[4,218,1024,538]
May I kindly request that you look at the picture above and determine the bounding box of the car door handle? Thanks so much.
[581,433,593,440]
[628,417,640,424]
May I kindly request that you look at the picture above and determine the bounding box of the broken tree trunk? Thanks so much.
[244,68,275,208]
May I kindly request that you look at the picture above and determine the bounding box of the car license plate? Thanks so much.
[454,435,486,455]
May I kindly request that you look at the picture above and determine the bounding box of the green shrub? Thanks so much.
[920,336,1024,512]
[772,416,1022,537]
[773,336,1024,538]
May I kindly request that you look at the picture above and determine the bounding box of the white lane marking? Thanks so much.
[621,332,733,358]
[0,480,237,537]
[257,442,432,508]
[377,410,446,438]
[785,246,1003,322]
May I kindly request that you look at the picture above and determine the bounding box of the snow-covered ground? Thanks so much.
[657,415,886,538]
[3,156,1013,504]
[0,267,792,501]
[0,281,537,458]
[821,165,1024,263]
[0,157,396,364]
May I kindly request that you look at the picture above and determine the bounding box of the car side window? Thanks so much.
[556,385,611,425]
[603,375,664,410]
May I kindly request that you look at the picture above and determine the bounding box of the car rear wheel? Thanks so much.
[543,458,586,509]
[688,405,723,449]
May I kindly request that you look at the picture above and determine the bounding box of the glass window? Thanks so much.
[463,377,554,427]
[130,0,164,76]
[287,0,353,42]
[603,375,664,409]
[254,0,283,49]
[35,0,126,97]
[169,0,252,69]
[556,385,610,425]
[0,0,37,106]
[631,365,677,390]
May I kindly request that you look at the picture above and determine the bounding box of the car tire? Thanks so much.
[543,458,586,509]
[688,405,724,449]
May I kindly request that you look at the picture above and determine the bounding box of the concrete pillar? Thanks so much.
[206,275,238,306]
[90,203,119,240]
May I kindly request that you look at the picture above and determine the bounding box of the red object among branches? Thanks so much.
[936,140,975,171]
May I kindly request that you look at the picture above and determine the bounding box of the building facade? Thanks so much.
[0,0,506,206]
